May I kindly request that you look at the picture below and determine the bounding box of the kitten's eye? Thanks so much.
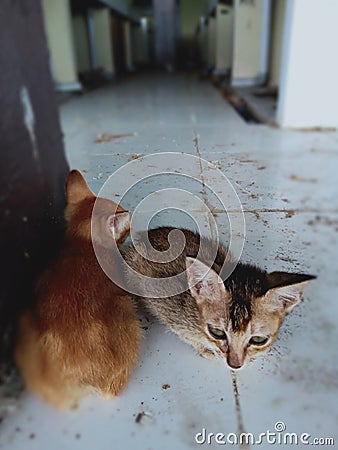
[207,324,227,340]
[249,336,269,346]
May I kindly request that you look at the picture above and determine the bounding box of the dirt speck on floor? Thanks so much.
[289,174,318,183]
[210,160,222,169]
[284,210,295,218]
[250,210,260,220]
[94,132,136,143]
[131,154,143,160]
[239,159,258,164]
[277,255,297,263]
[161,384,170,390]
[135,411,155,425]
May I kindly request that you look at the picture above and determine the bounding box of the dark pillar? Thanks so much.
[152,0,178,70]
[0,0,69,377]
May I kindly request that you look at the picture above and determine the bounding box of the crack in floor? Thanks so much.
[231,370,250,449]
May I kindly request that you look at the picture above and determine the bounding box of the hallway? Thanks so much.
[2,73,338,449]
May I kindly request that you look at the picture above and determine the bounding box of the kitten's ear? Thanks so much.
[107,212,130,242]
[186,257,226,303]
[66,170,95,204]
[267,272,316,312]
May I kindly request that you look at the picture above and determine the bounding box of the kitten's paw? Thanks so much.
[198,348,217,360]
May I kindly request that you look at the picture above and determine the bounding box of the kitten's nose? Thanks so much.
[227,348,244,369]
[227,353,243,369]
[228,362,242,370]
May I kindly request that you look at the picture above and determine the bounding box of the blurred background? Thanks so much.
[40,0,338,128]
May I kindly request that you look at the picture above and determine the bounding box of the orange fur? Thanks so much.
[15,170,141,409]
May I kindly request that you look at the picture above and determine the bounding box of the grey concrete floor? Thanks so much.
[1,73,337,449]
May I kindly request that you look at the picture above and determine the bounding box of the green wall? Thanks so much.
[180,0,209,38]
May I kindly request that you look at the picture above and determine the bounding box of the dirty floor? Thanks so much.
[1,73,337,449]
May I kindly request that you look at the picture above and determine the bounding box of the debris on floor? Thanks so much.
[94,132,136,143]
[0,368,24,423]
[135,411,155,426]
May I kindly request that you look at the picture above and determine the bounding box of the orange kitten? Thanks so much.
[15,170,140,409]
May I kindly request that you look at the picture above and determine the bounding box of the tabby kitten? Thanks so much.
[124,227,315,369]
